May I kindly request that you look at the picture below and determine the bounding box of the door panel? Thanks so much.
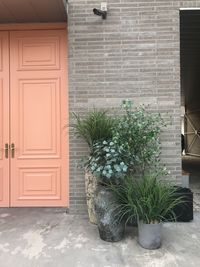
[10,30,68,207]
[0,32,9,207]
[17,36,60,70]
[18,79,60,158]
[18,167,61,200]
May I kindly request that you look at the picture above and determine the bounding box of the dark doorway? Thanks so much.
[180,9,200,211]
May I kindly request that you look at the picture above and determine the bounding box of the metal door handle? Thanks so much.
[11,143,15,158]
[5,143,9,158]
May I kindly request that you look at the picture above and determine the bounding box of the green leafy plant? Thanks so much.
[109,173,186,224]
[87,140,128,182]
[85,100,166,182]
[113,100,166,174]
[72,109,115,150]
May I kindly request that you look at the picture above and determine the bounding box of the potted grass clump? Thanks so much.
[109,173,185,249]
[72,109,116,224]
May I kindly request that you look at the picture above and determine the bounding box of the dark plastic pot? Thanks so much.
[173,186,193,222]
[164,186,193,222]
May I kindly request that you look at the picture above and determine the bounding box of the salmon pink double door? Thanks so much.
[0,29,69,207]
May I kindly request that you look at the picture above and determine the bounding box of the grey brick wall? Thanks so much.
[67,0,200,213]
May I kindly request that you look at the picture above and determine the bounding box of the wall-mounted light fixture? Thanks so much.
[93,2,107,19]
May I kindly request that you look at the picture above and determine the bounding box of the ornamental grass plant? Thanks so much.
[108,173,186,224]
[72,109,115,151]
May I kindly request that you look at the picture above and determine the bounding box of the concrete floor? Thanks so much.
[0,209,200,267]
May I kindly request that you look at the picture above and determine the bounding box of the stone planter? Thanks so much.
[95,186,125,242]
[138,221,162,250]
[85,170,98,224]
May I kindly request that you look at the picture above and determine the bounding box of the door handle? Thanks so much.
[11,143,15,158]
[5,143,9,158]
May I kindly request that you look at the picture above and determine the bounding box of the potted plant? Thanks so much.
[73,100,166,240]
[109,174,185,249]
[88,140,128,242]
[72,109,115,224]
[84,100,166,242]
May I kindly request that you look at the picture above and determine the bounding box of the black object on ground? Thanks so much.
[165,186,193,222]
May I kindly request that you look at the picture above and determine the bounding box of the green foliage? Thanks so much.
[84,100,166,182]
[72,109,115,150]
[109,174,185,224]
[87,140,128,182]
[114,100,166,174]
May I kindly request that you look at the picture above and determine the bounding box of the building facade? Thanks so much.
[0,0,199,213]
[68,0,200,213]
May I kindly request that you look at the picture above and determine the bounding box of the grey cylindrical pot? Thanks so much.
[138,221,162,249]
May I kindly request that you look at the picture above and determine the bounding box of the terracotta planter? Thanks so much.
[85,170,98,224]
[138,221,162,249]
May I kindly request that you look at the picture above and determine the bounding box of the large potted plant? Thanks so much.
[88,140,129,242]
[84,100,166,241]
[72,109,115,224]
[73,100,167,241]
[109,174,185,249]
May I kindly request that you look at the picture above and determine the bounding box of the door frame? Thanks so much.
[0,23,67,31]
[0,23,69,207]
